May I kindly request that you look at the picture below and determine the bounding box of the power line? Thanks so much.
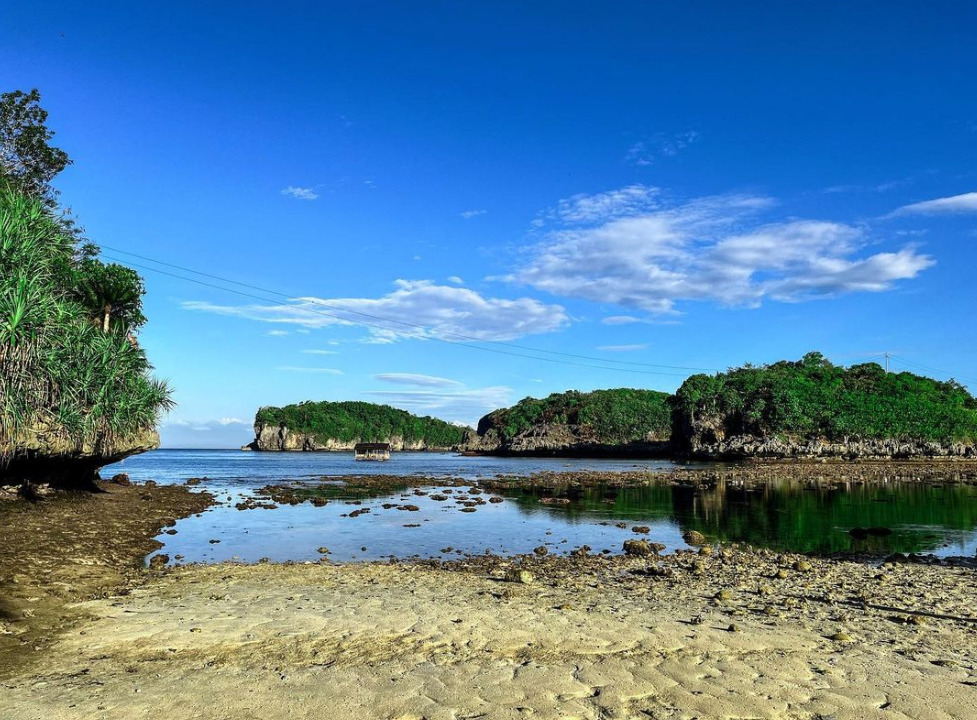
[99,244,719,374]
[100,252,699,379]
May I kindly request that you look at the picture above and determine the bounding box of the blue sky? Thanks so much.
[4,2,976,447]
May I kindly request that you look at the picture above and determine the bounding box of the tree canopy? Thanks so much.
[671,352,977,445]
[256,400,468,447]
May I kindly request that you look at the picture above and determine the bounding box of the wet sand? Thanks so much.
[2,470,976,719]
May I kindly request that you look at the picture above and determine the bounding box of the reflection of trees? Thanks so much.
[500,481,977,555]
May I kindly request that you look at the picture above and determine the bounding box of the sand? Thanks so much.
[3,550,976,720]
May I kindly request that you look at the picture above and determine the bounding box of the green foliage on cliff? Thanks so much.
[255,401,468,447]
[671,352,977,445]
[0,89,171,461]
[482,389,672,444]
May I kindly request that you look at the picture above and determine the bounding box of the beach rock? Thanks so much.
[682,530,707,546]
[109,473,131,486]
[505,568,535,585]
[149,554,169,570]
[631,526,650,534]
[533,546,549,556]
[623,540,653,556]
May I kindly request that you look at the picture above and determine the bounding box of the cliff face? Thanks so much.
[460,419,670,458]
[1,426,160,488]
[248,422,454,452]
[674,414,976,459]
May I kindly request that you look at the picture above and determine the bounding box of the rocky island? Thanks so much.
[461,388,672,457]
[460,354,977,460]
[246,400,469,451]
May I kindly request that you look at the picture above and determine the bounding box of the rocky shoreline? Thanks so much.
[0,479,214,677]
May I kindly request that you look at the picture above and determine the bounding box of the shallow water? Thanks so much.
[105,449,977,564]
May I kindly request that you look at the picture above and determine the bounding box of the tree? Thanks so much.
[73,259,147,334]
[0,89,71,198]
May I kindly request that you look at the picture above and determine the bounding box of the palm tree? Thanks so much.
[73,259,146,333]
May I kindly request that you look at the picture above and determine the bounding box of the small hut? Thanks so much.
[353,442,391,461]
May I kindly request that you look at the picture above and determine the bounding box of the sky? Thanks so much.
[3,1,976,448]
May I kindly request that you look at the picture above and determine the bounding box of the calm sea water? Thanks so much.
[105,449,977,564]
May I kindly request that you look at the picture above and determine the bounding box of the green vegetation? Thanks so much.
[482,389,672,444]
[672,352,977,445]
[256,400,468,447]
[0,88,171,465]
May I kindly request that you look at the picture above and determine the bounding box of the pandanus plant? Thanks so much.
[0,184,171,460]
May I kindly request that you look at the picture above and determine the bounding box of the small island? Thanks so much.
[246,400,469,451]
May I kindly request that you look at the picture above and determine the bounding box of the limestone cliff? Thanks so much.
[247,422,454,452]
[1,426,160,488]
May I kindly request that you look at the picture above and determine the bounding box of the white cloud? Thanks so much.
[281,186,319,201]
[302,349,338,355]
[553,184,661,224]
[182,280,568,342]
[508,189,932,314]
[447,276,465,285]
[893,191,977,215]
[601,315,643,325]
[216,417,246,425]
[625,131,699,166]
[363,386,511,426]
[596,343,649,352]
[276,366,344,374]
[460,209,487,219]
[373,373,463,388]
[267,329,289,337]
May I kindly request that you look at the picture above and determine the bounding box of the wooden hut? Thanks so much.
[353,442,391,461]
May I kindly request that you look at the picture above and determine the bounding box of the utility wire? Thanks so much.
[99,244,719,373]
[101,252,698,379]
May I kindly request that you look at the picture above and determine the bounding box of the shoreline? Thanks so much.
[2,465,976,718]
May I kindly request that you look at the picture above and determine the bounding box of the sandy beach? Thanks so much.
[2,476,976,720]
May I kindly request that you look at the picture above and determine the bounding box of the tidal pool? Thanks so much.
[105,450,977,564]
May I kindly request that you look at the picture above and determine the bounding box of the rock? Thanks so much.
[793,560,812,572]
[829,631,854,643]
[488,496,504,503]
[398,504,421,512]
[775,569,789,580]
[715,589,733,602]
[623,540,653,556]
[533,546,549,556]
[317,547,331,554]
[2,426,159,489]
[615,522,627,529]
[149,554,169,570]
[698,545,713,556]
[109,473,131,486]
[505,568,535,585]
[631,526,650,534]
[682,530,707,546]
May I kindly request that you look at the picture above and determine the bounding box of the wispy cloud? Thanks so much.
[460,209,487,219]
[892,191,977,216]
[302,349,338,355]
[625,131,699,166]
[281,185,320,201]
[276,366,344,374]
[267,329,289,337]
[507,187,933,314]
[596,343,649,352]
[447,276,465,285]
[363,386,511,426]
[183,280,568,342]
[373,373,463,388]
[602,316,642,325]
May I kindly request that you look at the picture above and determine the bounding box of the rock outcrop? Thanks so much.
[679,433,977,460]
[1,426,160,489]
[247,422,454,452]
[460,420,670,458]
